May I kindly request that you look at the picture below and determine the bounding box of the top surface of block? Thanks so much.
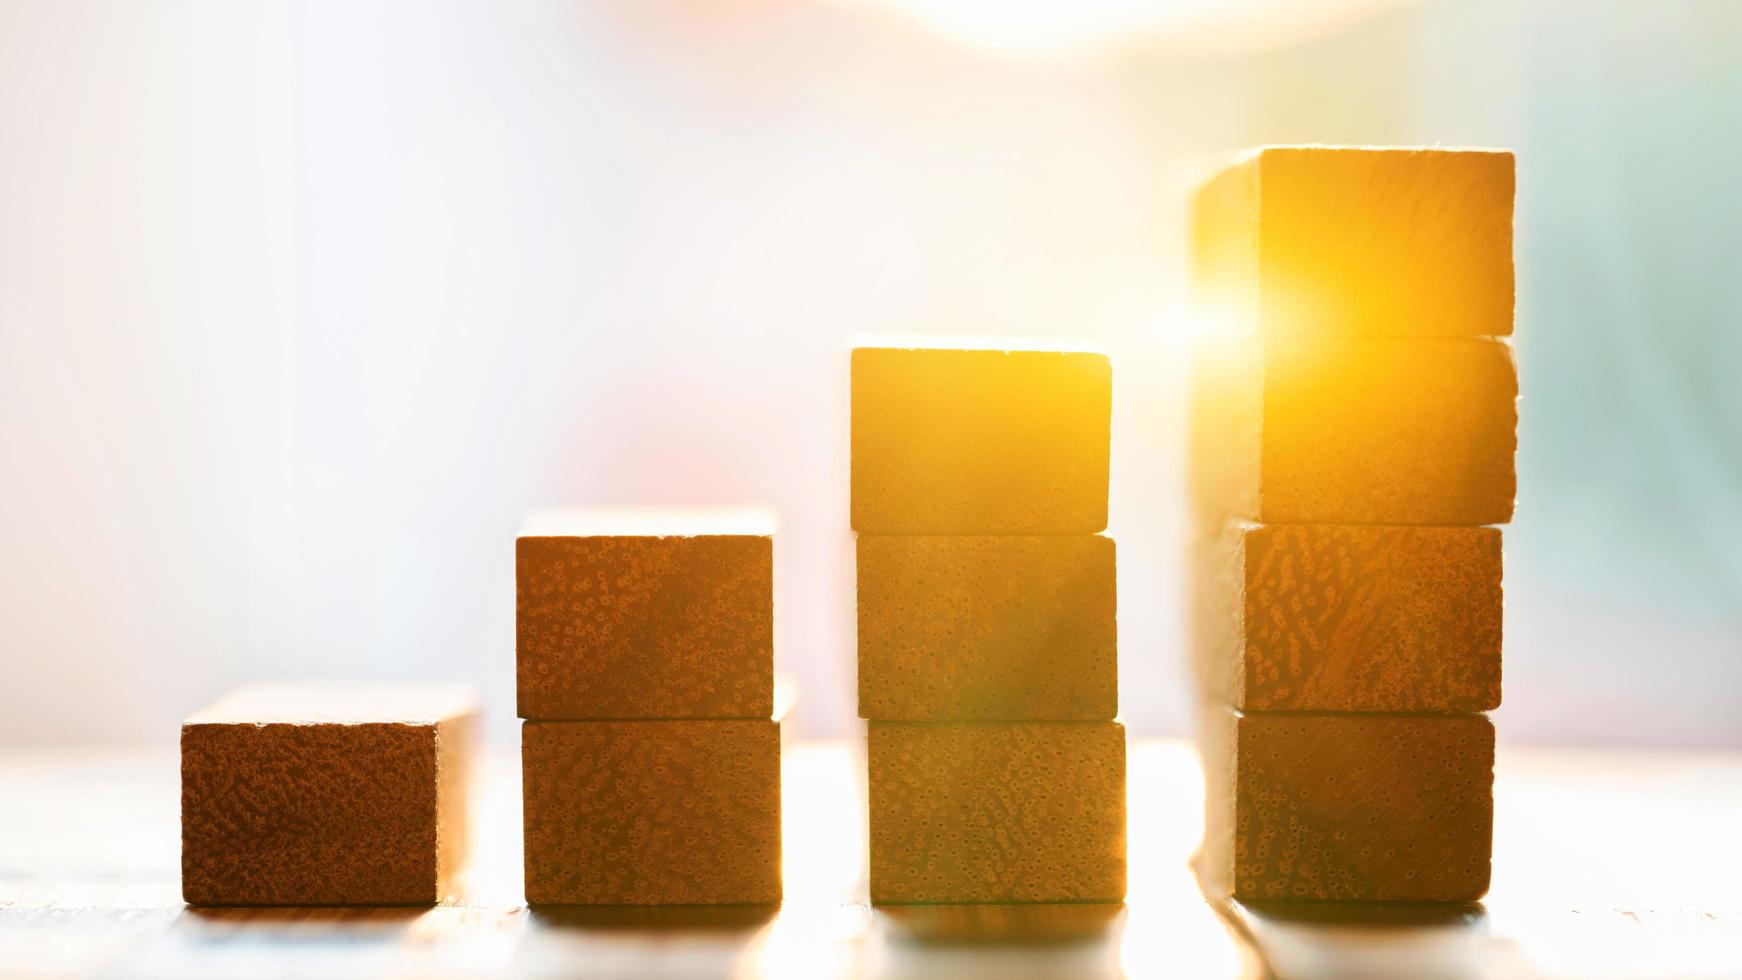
[184,682,480,726]
[1192,145,1514,339]
[851,346,1111,534]
[519,506,777,539]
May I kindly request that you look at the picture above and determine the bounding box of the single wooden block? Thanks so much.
[867,721,1125,903]
[857,534,1116,721]
[1189,336,1517,526]
[1191,523,1502,712]
[517,508,773,720]
[181,683,479,907]
[1198,707,1494,903]
[851,346,1111,534]
[522,719,781,905]
[1192,146,1514,338]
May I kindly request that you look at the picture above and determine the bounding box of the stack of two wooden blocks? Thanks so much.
[516,509,781,905]
[852,346,1126,904]
[1187,147,1518,904]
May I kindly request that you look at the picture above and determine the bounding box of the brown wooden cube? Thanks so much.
[522,719,781,905]
[867,721,1125,903]
[1192,523,1502,712]
[517,508,773,720]
[851,346,1111,534]
[1189,336,1517,526]
[181,683,479,906]
[1192,146,1514,339]
[1198,707,1494,903]
[857,534,1116,721]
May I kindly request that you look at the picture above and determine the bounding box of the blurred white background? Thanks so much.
[1,0,1737,748]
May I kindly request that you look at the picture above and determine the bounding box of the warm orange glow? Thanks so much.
[1165,300,1247,347]
[1191,147,1514,340]
[851,346,1111,535]
[1121,741,1251,979]
[740,743,867,980]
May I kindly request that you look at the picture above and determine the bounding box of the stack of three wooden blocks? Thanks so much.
[852,345,1126,904]
[516,509,781,905]
[1188,147,1518,903]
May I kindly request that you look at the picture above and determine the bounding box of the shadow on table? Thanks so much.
[874,902,1126,946]
[866,903,1129,980]
[1236,899,1486,927]
[1221,899,1494,980]
[182,906,429,924]
[526,904,778,934]
[101,906,450,979]
[513,904,780,979]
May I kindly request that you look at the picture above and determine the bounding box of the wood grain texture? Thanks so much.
[521,720,780,905]
[1191,146,1514,338]
[1198,707,1494,903]
[516,534,772,720]
[1189,336,1517,526]
[1192,523,1502,712]
[851,347,1111,534]
[180,684,478,906]
[856,534,1116,721]
[867,721,1125,904]
[8,744,1742,978]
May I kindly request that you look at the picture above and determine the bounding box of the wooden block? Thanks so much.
[1191,523,1502,712]
[867,721,1125,903]
[857,534,1116,721]
[1198,707,1494,903]
[1189,336,1517,526]
[522,719,781,905]
[1192,146,1514,338]
[181,683,479,906]
[516,508,773,720]
[851,346,1111,534]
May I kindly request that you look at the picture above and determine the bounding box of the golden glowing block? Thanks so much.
[1192,523,1502,713]
[522,719,781,905]
[1189,336,1517,526]
[180,683,478,906]
[516,508,773,720]
[851,346,1111,534]
[1192,146,1514,338]
[857,534,1116,720]
[867,721,1125,903]
[1199,707,1493,903]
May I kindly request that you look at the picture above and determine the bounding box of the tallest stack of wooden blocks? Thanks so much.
[1188,146,1517,903]
[852,344,1127,905]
